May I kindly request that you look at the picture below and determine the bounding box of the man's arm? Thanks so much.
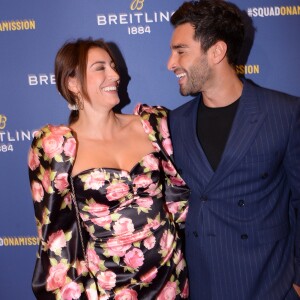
[285,100,300,294]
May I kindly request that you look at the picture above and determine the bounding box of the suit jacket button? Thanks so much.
[261,172,269,179]
[201,195,208,201]
[238,200,245,207]
[193,231,199,237]
[241,234,248,240]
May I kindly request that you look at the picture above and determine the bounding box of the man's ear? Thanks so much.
[67,76,79,94]
[211,41,227,64]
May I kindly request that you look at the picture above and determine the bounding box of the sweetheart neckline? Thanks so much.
[71,151,159,179]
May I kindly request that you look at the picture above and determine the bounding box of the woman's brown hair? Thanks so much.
[54,38,118,124]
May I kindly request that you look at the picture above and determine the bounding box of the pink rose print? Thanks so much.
[118,198,135,209]
[162,160,177,177]
[144,219,161,231]
[91,215,112,228]
[87,289,110,300]
[60,282,81,300]
[28,148,40,171]
[106,182,129,201]
[85,170,106,190]
[140,267,158,283]
[136,197,153,209]
[120,227,151,245]
[97,270,116,290]
[133,103,141,114]
[88,202,110,218]
[174,250,186,274]
[86,288,98,300]
[133,175,153,189]
[63,137,76,158]
[115,288,138,300]
[160,230,174,252]
[170,176,185,186]
[139,105,157,114]
[166,202,181,214]
[157,281,177,300]
[86,248,102,272]
[113,217,135,236]
[42,133,64,159]
[180,279,189,298]
[141,119,153,134]
[177,206,188,223]
[76,259,88,275]
[31,181,44,202]
[152,142,160,152]
[159,117,170,139]
[161,247,175,266]
[46,262,68,291]
[162,138,173,156]
[176,258,186,275]
[145,183,161,197]
[106,237,131,257]
[49,125,70,135]
[64,193,72,206]
[124,248,144,269]
[120,170,130,178]
[143,154,159,170]
[144,235,156,250]
[47,230,66,252]
[41,169,51,192]
[54,173,69,192]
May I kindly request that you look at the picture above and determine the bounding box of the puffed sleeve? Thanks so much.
[135,104,190,224]
[28,125,89,300]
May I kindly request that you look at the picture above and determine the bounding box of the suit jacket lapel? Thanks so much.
[180,96,215,185]
[205,81,266,191]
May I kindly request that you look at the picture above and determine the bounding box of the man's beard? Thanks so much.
[180,56,210,96]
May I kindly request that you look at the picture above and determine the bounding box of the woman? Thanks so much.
[28,38,189,300]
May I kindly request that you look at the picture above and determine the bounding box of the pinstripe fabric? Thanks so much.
[169,80,300,300]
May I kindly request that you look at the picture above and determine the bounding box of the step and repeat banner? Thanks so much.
[0,0,299,298]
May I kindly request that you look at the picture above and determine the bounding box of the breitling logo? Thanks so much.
[0,114,35,153]
[96,0,172,36]
[0,114,7,129]
[130,0,144,11]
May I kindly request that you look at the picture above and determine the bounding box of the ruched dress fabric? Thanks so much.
[28,105,190,300]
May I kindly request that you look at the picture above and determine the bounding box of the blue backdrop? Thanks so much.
[0,0,299,299]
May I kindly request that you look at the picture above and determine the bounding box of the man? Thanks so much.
[167,1,300,299]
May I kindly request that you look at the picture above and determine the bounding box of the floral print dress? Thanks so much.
[28,105,190,300]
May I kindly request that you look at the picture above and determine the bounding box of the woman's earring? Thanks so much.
[68,103,78,111]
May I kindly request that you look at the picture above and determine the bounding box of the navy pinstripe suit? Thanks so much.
[169,80,300,300]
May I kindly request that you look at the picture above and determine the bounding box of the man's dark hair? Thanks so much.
[170,0,245,65]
